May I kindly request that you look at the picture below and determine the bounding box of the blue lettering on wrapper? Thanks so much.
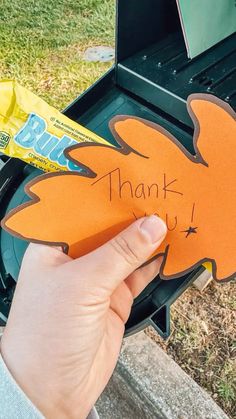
[14,113,83,172]
[15,114,46,147]
[34,133,58,157]
[49,136,74,166]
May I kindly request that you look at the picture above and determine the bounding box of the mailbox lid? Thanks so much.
[115,0,236,126]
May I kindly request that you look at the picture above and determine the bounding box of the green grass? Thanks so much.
[217,360,236,410]
[0,0,115,108]
[217,380,235,405]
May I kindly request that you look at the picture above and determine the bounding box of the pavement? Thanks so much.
[96,332,229,419]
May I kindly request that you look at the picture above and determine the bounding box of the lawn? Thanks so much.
[146,281,235,418]
[0,1,235,417]
[0,0,114,108]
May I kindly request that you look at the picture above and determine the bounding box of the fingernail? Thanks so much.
[140,215,167,244]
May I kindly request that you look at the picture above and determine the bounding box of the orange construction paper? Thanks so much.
[2,94,236,281]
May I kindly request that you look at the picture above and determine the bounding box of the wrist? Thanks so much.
[0,336,93,419]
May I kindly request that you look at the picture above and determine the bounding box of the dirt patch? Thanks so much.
[146,281,236,418]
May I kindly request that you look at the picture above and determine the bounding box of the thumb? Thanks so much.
[73,215,167,293]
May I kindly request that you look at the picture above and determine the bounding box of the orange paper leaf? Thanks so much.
[2,94,236,281]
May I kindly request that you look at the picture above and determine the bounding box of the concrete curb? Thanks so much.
[97,332,229,419]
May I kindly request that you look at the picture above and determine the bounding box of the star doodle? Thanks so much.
[181,226,198,238]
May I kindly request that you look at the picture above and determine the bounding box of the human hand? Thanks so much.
[0,215,166,419]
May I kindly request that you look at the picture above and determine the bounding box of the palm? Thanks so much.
[1,213,166,418]
[69,289,128,405]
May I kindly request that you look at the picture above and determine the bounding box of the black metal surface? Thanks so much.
[0,157,42,325]
[64,67,115,123]
[116,0,180,62]
[65,69,195,153]
[126,265,204,338]
[118,32,236,126]
[1,168,42,280]
[116,0,236,126]
[0,158,26,288]
[0,157,24,324]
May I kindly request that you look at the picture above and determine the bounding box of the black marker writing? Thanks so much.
[92,168,183,202]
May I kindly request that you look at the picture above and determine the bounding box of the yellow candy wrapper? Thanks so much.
[0,80,109,172]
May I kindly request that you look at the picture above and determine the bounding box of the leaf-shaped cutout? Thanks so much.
[2,94,236,282]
